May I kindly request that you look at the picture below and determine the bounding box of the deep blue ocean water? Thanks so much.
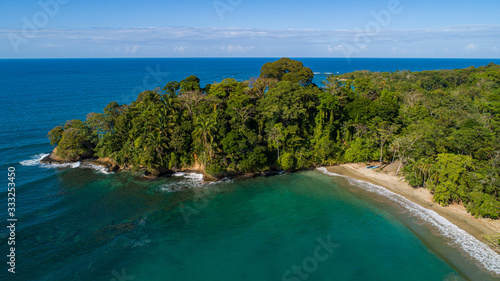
[1,58,500,281]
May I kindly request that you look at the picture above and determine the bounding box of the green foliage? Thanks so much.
[345,97,373,123]
[314,135,339,165]
[48,126,64,146]
[205,161,227,178]
[180,75,201,93]
[239,146,269,173]
[446,119,493,159]
[46,60,500,219]
[56,120,94,160]
[260,58,314,86]
[136,90,161,103]
[85,112,109,138]
[466,192,500,219]
[163,81,180,95]
[280,152,296,171]
[426,154,474,206]
[209,78,247,99]
[343,138,372,163]
[104,101,121,118]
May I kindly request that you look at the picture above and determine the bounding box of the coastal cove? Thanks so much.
[320,165,500,275]
[34,149,500,255]
[325,163,500,245]
[3,58,500,280]
[44,58,500,220]
[13,157,500,280]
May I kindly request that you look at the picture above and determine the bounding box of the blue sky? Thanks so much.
[1,0,500,58]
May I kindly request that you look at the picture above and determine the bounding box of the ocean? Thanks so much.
[1,58,500,281]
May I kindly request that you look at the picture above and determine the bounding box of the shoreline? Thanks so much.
[32,152,500,247]
[33,151,500,243]
[324,162,500,251]
[23,152,500,275]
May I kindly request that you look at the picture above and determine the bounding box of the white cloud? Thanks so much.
[3,25,498,45]
[221,45,254,53]
[333,45,344,51]
[2,24,500,58]
[125,45,140,53]
[465,43,478,51]
[174,46,185,53]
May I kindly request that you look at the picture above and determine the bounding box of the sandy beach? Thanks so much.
[325,162,500,251]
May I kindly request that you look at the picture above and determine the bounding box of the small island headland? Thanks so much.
[43,58,500,250]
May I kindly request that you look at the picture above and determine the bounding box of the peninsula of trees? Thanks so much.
[46,58,500,219]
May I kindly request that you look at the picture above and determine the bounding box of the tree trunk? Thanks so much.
[379,142,384,166]
[277,142,280,163]
[396,157,402,176]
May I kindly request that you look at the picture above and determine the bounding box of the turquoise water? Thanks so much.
[9,169,497,280]
[5,165,500,280]
[2,58,500,280]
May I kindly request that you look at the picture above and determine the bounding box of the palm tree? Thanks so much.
[155,98,176,144]
[193,116,217,167]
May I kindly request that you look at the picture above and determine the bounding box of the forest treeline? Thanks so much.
[47,58,500,218]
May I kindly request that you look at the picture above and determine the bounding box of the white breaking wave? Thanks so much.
[20,153,81,168]
[171,172,204,180]
[160,182,194,193]
[19,153,49,166]
[184,173,204,180]
[316,167,500,276]
[80,163,114,175]
[313,72,333,75]
[159,172,204,192]
[160,173,233,192]
[20,153,112,174]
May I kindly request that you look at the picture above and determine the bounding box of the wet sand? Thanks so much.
[325,162,500,250]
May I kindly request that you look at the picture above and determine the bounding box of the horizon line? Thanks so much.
[2,57,500,60]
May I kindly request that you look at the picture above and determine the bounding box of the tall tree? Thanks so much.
[260,58,314,86]
[193,116,217,167]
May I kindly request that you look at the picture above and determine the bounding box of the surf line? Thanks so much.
[316,167,500,276]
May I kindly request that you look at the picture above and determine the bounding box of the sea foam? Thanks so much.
[184,173,204,180]
[316,167,500,276]
[20,153,112,174]
[159,172,233,192]
[159,172,205,192]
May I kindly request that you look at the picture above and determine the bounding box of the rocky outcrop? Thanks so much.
[202,173,218,182]
[41,146,94,163]
[41,147,70,163]
[90,157,120,172]
[40,149,247,182]
[143,167,172,180]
